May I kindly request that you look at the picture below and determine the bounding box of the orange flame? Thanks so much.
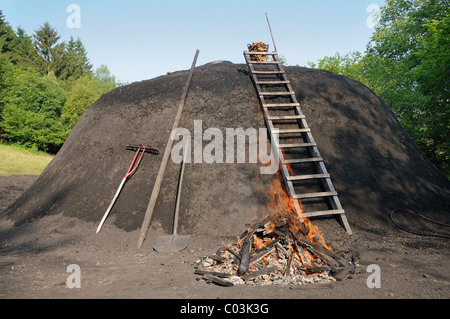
[266,173,301,217]
[265,173,332,251]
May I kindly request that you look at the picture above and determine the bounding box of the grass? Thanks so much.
[0,143,54,176]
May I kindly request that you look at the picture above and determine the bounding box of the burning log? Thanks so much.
[275,241,289,258]
[238,239,251,275]
[194,213,355,286]
[250,246,276,266]
[284,252,293,277]
[298,266,330,273]
[225,247,240,260]
[208,255,226,262]
[194,176,356,286]
[242,266,279,281]
[291,234,342,268]
[332,264,356,281]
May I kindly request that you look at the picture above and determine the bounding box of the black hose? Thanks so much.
[390,208,450,239]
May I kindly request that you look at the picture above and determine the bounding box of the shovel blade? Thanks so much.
[153,234,191,253]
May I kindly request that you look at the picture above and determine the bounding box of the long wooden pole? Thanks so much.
[265,13,277,53]
[137,49,200,248]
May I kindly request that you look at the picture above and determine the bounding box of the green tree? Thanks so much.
[94,64,117,92]
[0,12,120,152]
[59,36,92,80]
[61,66,117,130]
[0,68,67,153]
[412,14,450,172]
[1,11,39,70]
[61,74,104,129]
[33,22,65,76]
[0,53,14,137]
[10,27,40,70]
[306,51,366,84]
[0,53,14,98]
[0,10,16,59]
[365,0,449,173]
[306,0,449,173]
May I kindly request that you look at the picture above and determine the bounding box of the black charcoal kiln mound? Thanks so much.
[2,62,450,240]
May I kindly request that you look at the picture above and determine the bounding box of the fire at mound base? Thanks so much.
[194,177,356,286]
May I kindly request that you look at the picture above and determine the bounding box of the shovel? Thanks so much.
[153,147,190,252]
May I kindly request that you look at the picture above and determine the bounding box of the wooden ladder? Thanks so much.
[244,50,353,235]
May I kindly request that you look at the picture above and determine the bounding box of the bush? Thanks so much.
[0,68,67,153]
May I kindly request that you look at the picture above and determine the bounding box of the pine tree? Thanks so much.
[33,22,64,75]
[59,36,92,80]
[0,10,16,58]
[10,27,40,69]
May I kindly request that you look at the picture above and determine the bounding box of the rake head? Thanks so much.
[126,144,160,155]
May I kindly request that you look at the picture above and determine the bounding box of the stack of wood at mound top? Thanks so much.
[194,213,357,287]
[248,41,269,61]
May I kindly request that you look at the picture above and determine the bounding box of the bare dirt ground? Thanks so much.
[0,175,448,300]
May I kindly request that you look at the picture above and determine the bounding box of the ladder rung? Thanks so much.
[301,209,345,218]
[250,61,281,64]
[263,103,300,108]
[282,157,323,164]
[294,191,338,199]
[267,115,305,120]
[277,128,311,134]
[286,173,330,181]
[256,81,290,85]
[245,51,278,55]
[252,70,285,74]
[278,143,316,149]
[260,92,293,96]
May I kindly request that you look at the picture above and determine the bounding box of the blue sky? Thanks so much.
[1,0,385,83]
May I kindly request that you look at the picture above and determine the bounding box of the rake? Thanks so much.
[96,145,159,233]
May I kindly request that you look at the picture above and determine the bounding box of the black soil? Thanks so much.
[1,62,449,299]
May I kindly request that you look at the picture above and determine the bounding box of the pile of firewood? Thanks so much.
[194,212,357,287]
[248,41,269,61]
